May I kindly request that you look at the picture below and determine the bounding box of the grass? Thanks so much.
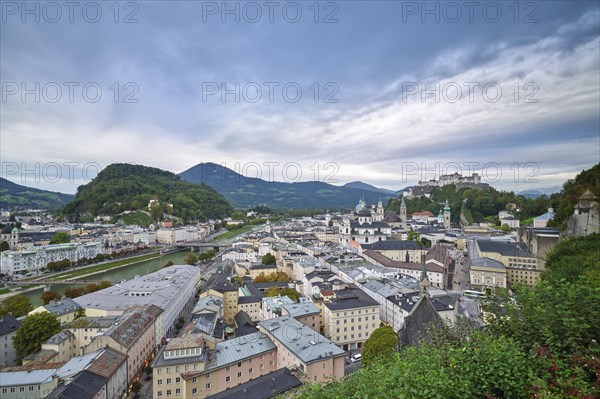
[48,253,161,281]
[210,225,254,241]
[520,216,534,226]
[0,288,10,295]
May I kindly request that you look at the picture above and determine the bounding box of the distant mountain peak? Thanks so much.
[179,163,395,209]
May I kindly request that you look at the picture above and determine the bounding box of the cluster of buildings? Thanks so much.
[0,242,102,276]
[0,265,202,399]
[0,215,221,277]
[1,187,597,399]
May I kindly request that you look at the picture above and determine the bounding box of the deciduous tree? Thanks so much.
[40,290,61,305]
[0,294,33,317]
[362,325,398,367]
[13,312,61,360]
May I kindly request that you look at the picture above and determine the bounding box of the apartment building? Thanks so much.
[84,310,156,383]
[322,286,380,351]
[152,332,278,399]
[0,242,101,276]
[259,316,345,384]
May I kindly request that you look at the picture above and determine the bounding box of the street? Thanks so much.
[449,250,470,291]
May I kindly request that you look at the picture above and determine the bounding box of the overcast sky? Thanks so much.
[1,0,599,194]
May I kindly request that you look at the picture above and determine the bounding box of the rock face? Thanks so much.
[565,190,600,237]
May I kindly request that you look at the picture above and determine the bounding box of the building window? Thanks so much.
[176,377,181,383]
[225,366,231,371]
[192,377,197,383]
[166,378,171,385]
[206,383,211,390]
[249,367,253,374]
[157,380,163,386]
[176,389,181,395]
[192,388,197,395]
[226,376,231,382]
[157,391,162,397]
[238,362,242,368]
[237,372,242,378]
[166,390,172,397]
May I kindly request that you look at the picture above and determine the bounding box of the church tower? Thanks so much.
[419,257,429,298]
[375,198,385,221]
[443,198,451,229]
[400,196,407,223]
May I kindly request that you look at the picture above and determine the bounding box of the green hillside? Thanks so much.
[386,184,561,226]
[0,177,74,210]
[60,163,233,223]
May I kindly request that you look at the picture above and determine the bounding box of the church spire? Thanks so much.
[419,257,429,298]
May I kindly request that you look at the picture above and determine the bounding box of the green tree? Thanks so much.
[185,253,198,265]
[500,223,511,232]
[362,325,398,367]
[75,308,86,319]
[261,253,276,265]
[253,273,267,283]
[40,290,61,305]
[276,271,289,282]
[0,241,9,252]
[0,294,33,317]
[13,312,61,360]
[541,233,600,284]
[264,287,300,302]
[199,249,216,261]
[163,260,175,268]
[49,231,71,244]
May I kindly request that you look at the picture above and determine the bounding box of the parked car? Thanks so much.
[350,354,362,363]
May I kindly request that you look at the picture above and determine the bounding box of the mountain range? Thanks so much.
[179,163,394,209]
[0,177,74,210]
[2,162,575,213]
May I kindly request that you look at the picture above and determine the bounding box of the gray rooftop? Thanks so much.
[0,369,57,387]
[65,316,119,329]
[0,315,21,336]
[281,302,320,318]
[258,316,344,365]
[213,332,276,368]
[42,298,82,316]
[55,350,104,379]
[73,265,199,311]
[45,330,74,345]
[476,240,534,258]
[362,240,421,251]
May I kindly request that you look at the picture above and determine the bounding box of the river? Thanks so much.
[22,249,206,307]
[11,227,254,307]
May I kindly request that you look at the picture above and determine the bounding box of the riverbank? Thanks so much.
[210,225,255,241]
[51,253,162,281]
[0,252,164,302]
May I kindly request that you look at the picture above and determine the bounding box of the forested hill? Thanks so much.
[386,162,599,227]
[60,163,233,223]
[386,184,561,226]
